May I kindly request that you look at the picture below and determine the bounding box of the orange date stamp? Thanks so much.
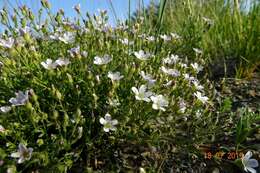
[204,151,244,160]
[198,144,245,160]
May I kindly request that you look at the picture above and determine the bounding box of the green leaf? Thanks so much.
[157,0,167,32]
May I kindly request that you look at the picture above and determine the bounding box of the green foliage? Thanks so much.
[131,0,260,78]
[220,97,232,113]
[235,108,259,146]
[157,0,167,32]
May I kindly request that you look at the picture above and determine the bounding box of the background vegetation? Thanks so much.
[131,0,260,78]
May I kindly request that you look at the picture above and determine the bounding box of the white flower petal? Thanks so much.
[139,85,147,93]
[0,106,11,113]
[105,114,111,120]
[111,120,118,125]
[245,167,256,173]
[143,98,150,102]
[103,127,110,132]
[160,107,166,111]
[131,87,139,95]
[18,144,27,153]
[152,104,159,110]
[248,159,259,168]
[110,126,117,131]
[99,118,106,125]
[11,152,20,158]
[17,157,25,164]
[245,151,253,160]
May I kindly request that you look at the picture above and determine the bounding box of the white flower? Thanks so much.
[160,34,171,41]
[151,95,169,111]
[163,80,173,87]
[0,37,14,48]
[41,59,58,70]
[117,22,128,30]
[195,110,202,118]
[193,48,203,54]
[107,99,121,107]
[68,46,80,57]
[146,36,155,42]
[11,143,33,164]
[179,62,188,68]
[242,151,259,173]
[82,51,88,57]
[161,66,180,77]
[131,85,154,102]
[170,33,181,39]
[191,62,203,73]
[107,71,123,81]
[63,21,81,30]
[119,38,134,45]
[192,80,204,91]
[163,54,179,65]
[202,17,214,25]
[140,71,156,87]
[179,100,186,113]
[58,32,75,44]
[49,33,59,40]
[194,91,208,104]
[183,73,196,82]
[49,28,65,40]
[55,58,70,66]
[18,26,30,36]
[99,113,118,132]
[94,54,112,65]
[0,106,11,113]
[134,50,152,61]
[9,90,29,106]
[0,125,5,133]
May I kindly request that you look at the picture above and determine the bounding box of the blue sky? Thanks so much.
[0,0,156,25]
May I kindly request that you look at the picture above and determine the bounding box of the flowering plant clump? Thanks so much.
[0,1,252,172]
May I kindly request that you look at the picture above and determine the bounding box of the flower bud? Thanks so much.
[56,90,62,100]
[26,102,33,111]
[75,108,81,123]
[73,4,81,14]
[77,126,83,139]
[66,73,73,84]
[28,10,34,21]
[53,110,59,119]
[63,113,69,128]
[21,18,27,27]
[59,9,65,16]
[37,139,44,146]
[41,0,51,9]
[87,71,93,80]
[11,14,17,24]
[92,93,98,108]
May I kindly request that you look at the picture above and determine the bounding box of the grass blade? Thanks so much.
[157,0,167,32]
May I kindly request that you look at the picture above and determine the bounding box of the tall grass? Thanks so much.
[157,0,167,32]
[134,0,260,78]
